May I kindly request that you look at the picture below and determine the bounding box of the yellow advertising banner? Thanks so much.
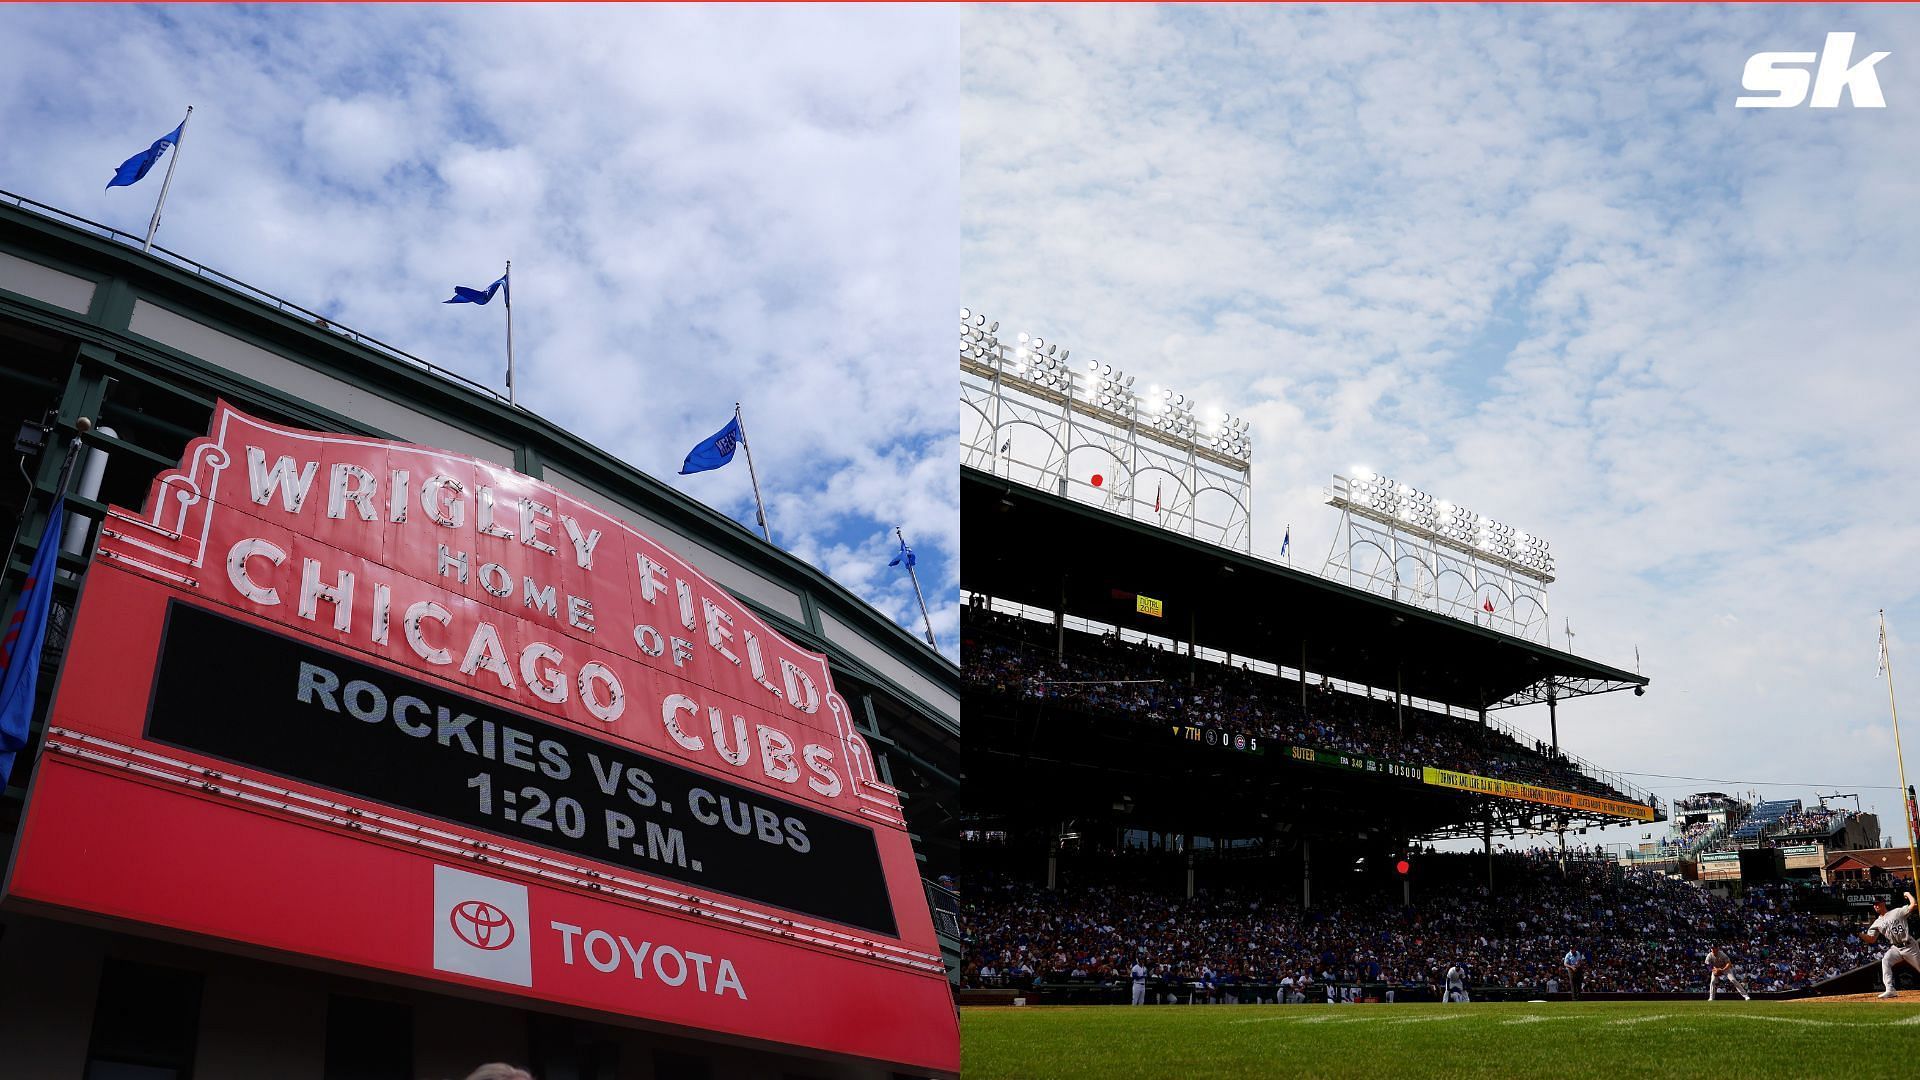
[1135,594,1163,618]
[1420,767,1655,821]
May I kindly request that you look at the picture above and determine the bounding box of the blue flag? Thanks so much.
[107,116,186,190]
[889,537,916,570]
[0,497,67,788]
[445,273,508,306]
[1281,526,1290,557]
[680,416,743,475]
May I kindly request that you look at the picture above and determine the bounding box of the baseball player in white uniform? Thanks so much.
[1130,960,1149,1006]
[1865,890,1920,999]
[1704,944,1750,1001]
[1445,964,1470,1003]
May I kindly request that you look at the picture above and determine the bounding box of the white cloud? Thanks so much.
[964,5,1920,843]
[1,4,960,655]
[302,96,417,188]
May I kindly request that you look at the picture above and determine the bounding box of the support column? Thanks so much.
[1185,836,1196,899]
[1047,822,1061,890]
[1396,663,1404,738]
[1301,838,1312,910]
[1300,641,1308,714]
[1188,609,1198,686]
[1055,576,1067,662]
[1547,679,1559,755]
[1484,819,1494,893]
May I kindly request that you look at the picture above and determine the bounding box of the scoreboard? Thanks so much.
[4,403,960,1076]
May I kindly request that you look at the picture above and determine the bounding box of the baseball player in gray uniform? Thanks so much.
[1865,890,1919,999]
[1704,944,1750,1001]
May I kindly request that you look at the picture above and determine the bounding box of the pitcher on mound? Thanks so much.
[1864,890,1920,999]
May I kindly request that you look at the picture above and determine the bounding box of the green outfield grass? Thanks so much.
[962,1000,1920,1079]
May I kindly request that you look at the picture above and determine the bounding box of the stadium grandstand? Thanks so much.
[961,454,1661,851]
[1622,792,1885,895]
[962,853,1886,1003]
[1731,799,1802,843]
[958,471,1896,998]
[958,305,1895,1002]
[0,192,960,1077]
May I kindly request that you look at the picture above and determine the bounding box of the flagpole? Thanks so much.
[898,527,937,650]
[55,422,87,498]
[734,403,772,544]
[143,106,191,254]
[1881,611,1920,887]
[3,428,86,579]
[504,260,515,405]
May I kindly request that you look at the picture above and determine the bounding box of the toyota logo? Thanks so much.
[450,900,516,951]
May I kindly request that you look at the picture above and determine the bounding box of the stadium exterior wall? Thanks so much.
[0,196,960,1079]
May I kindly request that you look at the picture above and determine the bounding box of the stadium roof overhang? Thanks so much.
[961,467,1647,712]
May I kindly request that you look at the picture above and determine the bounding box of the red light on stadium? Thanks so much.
[1396,859,1411,876]
[1091,473,1103,487]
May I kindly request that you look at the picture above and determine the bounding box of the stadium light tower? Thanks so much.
[960,306,1253,551]
[1323,470,1554,644]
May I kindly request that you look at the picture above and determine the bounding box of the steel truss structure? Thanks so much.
[1416,795,1660,842]
[960,308,1253,552]
[1323,472,1556,645]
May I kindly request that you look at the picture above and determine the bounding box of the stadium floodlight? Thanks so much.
[1327,471,1554,584]
[1010,334,1075,395]
[959,301,1254,550]
[1087,360,1136,416]
[1322,469,1555,643]
[1147,392,1196,439]
[960,310,1002,370]
[1199,409,1253,461]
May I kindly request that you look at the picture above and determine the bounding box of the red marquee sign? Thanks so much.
[4,403,959,1076]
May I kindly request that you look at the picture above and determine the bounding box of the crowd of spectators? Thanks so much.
[961,854,1881,997]
[1657,821,1722,855]
[962,610,1640,804]
[1770,806,1849,838]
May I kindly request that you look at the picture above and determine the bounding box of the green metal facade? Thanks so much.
[0,196,959,898]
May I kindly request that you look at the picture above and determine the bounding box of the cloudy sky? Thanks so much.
[964,5,1920,847]
[0,4,959,657]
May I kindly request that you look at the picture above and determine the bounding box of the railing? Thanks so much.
[1463,703,1657,809]
[1,188,513,407]
[1676,796,1748,814]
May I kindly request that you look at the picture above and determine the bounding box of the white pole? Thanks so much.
[143,106,192,254]
[734,403,772,544]
[898,526,937,650]
[504,260,515,405]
